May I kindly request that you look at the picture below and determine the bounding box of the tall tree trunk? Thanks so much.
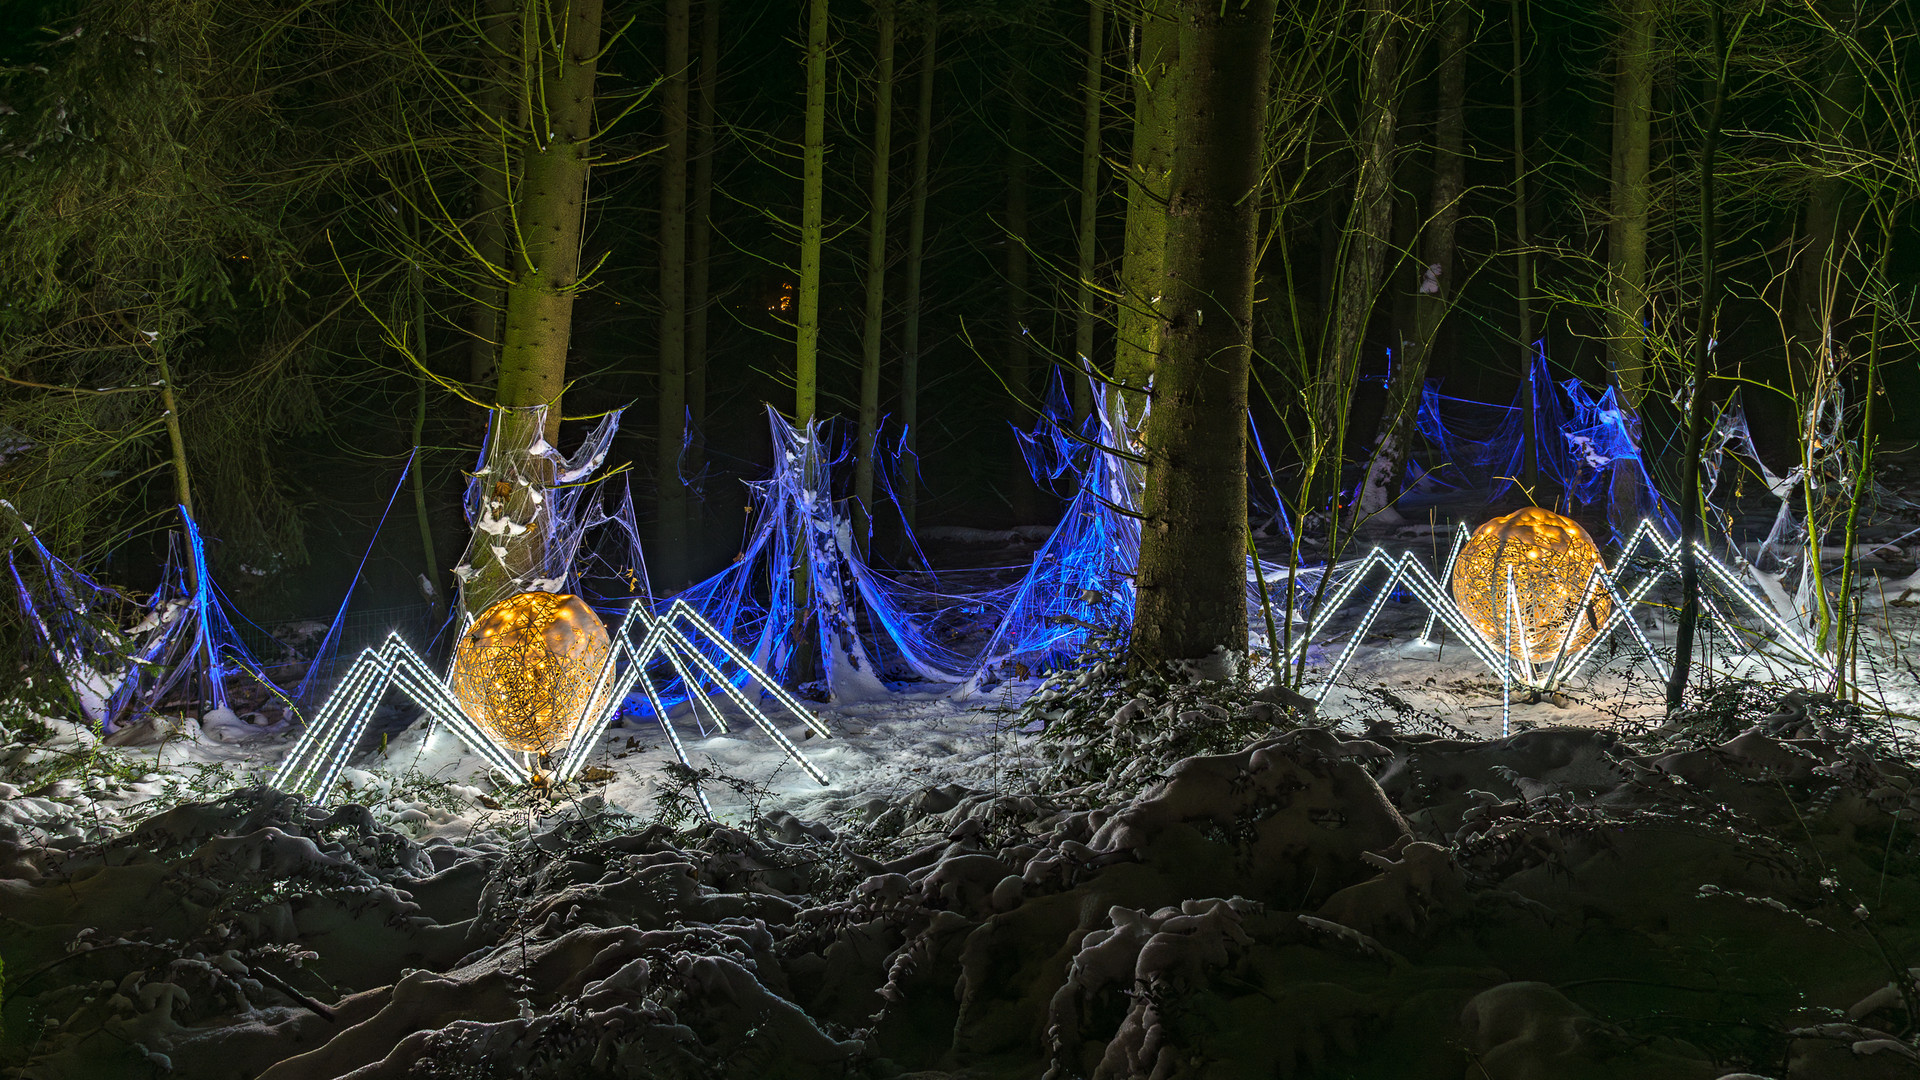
[496,0,604,437]
[854,0,896,550]
[467,0,605,618]
[1363,0,1469,522]
[1312,0,1400,525]
[1666,0,1726,714]
[796,0,829,424]
[899,4,936,530]
[1071,0,1105,423]
[154,341,196,596]
[468,0,517,391]
[687,0,720,559]
[1791,0,1863,386]
[657,0,692,590]
[1606,0,1656,524]
[1511,0,1536,489]
[1113,0,1178,429]
[1004,49,1036,521]
[1129,0,1276,670]
[793,0,830,673]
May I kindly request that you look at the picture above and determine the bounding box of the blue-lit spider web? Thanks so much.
[5,502,282,732]
[1415,349,1676,542]
[671,406,1000,700]
[967,375,1335,687]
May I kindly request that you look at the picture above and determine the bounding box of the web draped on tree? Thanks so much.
[962,378,1142,687]
[964,375,1332,688]
[453,404,644,618]
[672,407,994,700]
[5,501,282,732]
[295,407,652,713]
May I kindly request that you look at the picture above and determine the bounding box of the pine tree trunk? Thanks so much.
[1071,0,1105,423]
[1312,0,1400,524]
[1511,0,1536,489]
[467,0,517,391]
[1365,0,1468,522]
[1667,0,1726,714]
[796,0,829,424]
[409,227,441,617]
[1606,0,1655,523]
[687,0,720,557]
[899,4,936,530]
[1128,0,1276,671]
[1113,0,1178,430]
[793,0,830,673]
[657,0,691,590]
[469,0,604,619]
[154,341,196,596]
[853,1,895,550]
[496,0,604,440]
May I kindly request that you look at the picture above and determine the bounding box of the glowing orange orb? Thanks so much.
[448,591,612,755]
[1451,507,1612,663]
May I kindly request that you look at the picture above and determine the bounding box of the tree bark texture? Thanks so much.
[1667,0,1725,714]
[1365,0,1468,520]
[791,0,831,671]
[657,0,692,589]
[1128,0,1276,670]
[1791,0,1862,386]
[1071,0,1105,423]
[854,1,895,548]
[468,0,603,618]
[1511,0,1536,487]
[496,0,605,445]
[1605,0,1656,522]
[409,235,441,615]
[1606,0,1655,408]
[1113,0,1178,429]
[796,0,829,424]
[899,4,936,529]
[686,0,720,555]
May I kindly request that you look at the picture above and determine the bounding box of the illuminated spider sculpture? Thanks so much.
[1288,511,1822,719]
[271,594,831,816]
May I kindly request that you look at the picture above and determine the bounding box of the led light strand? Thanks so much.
[1539,565,1606,691]
[652,617,830,785]
[668,602,833,738]
[1311,553,1410,704]
[1417,526,1470,645]
[1501,564,1513,739]
[275,597,832,804]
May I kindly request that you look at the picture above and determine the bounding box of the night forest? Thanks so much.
[4,0,1920,1078]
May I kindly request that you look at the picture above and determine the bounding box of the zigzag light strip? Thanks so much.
[277,599,831,806]
[1295,519,1823,702]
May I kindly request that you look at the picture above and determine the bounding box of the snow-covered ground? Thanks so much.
[13,528,1918,839]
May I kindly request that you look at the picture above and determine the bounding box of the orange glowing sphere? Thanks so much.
[1451,507,1612,663]
[448,591,612,755]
